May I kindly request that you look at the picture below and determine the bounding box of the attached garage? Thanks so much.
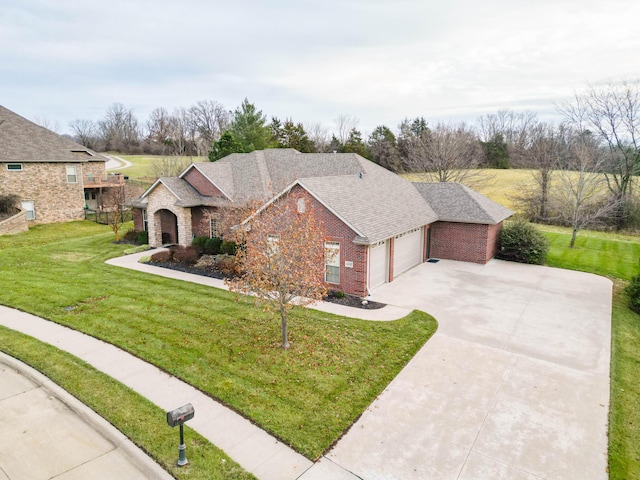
[368,240,388,289]
[393,227,423,277]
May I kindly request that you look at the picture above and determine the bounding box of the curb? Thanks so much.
[0,351,174,480]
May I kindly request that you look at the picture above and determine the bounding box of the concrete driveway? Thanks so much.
[319,259,612,480]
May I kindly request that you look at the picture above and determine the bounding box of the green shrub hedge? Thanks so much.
[496,220,549,265]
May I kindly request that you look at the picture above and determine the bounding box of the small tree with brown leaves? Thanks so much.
[226,194,327,349]
[105,186,127,241]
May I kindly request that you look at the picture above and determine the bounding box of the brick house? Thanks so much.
[0,105,123,226]
[132,149,512,296]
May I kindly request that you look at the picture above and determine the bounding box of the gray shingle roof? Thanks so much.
[145,177,231,208]
[140,149,512,244]
[413,182,513,224]
[0,105,107,163]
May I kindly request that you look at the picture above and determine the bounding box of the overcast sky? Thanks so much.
[2,0,639,136]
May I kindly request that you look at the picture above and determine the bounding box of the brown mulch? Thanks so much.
[146,260,386,310]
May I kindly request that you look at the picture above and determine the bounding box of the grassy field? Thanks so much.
[0,221,437,460]
[538,226,640,480]
[110,154,207,182]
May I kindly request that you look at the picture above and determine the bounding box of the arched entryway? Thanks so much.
[156,209,178,245]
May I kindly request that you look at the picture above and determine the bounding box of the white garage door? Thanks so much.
[369,241,388,289]
[393,228,423,277]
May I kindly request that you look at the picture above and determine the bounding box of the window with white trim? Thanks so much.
[297,198,306,213]
[21,201,35,220]
[66,165,77,183]
[210,218,221,238]
[7,163,23,171]
[142,209,148,231]
[325,242,340,284]
[267,234,280,257]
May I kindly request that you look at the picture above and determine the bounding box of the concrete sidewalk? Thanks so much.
[0,306,314,480]
[0,352,172,480]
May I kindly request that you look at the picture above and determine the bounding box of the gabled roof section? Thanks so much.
[141,177,229,208]
[413,182,513,224]
[0,105,107,163]
[298,158,438,244]
[193,149,366,202]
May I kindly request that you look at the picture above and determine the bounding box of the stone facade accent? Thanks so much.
[0,209,28,235]
[145,183,192,246]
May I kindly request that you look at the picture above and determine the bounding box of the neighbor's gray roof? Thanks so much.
[0,105,107,163]
[413,182,513,224]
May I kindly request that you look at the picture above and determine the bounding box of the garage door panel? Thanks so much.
[393,229,422,276]
[369,241,388,289]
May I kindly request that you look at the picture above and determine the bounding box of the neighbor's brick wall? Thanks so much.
[145,183,192,247]
[83,161,107,178]
[182,168,226,197]
[0,162,85,224]
[286,185,367,297]
[0,209,28,235]
[133,208,144,232]
[430,221,494,264]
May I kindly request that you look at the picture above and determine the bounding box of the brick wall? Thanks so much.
[430,221,496,264]
[485,222,503,261]
[262,185,368,297]
[0,162,86,224]
[0,210,28,235]
[183,168,226,197]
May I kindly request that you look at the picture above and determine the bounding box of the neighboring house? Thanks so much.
[0,105,122,225]
[132,149,512,296]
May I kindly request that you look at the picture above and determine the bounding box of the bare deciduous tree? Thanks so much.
[334,114,359,145]
[305,122,330,152]
[98,103,141,152]
[551,136,620,247]
[189,100,229,155]
[104,186,127,241]
[148,156,191,179]
[559,80,640,227]
[33,115,62,133]
[69,119,98,149]
[404,122,485,186]
[511,122,571,222]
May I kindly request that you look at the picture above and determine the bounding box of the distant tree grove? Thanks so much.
[67,80,640,231]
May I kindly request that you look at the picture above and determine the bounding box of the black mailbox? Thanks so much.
[166,403,195,428]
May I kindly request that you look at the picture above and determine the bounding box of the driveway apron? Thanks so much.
[321,259,611,480]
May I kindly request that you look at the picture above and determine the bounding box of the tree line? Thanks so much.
[69,80,640,232]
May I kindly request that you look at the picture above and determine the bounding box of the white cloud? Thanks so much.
[1,0,639,135]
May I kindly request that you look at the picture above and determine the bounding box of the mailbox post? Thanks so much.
[166,403,195,466]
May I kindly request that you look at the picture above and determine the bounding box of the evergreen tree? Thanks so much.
[229,98,276,152]
[209,131,243,161]
[270,117,315,152]
[368,125,401,171]
[481,133,509,168]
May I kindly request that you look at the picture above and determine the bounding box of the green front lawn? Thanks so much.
[538,225,640,479]
[0,221,437,460]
